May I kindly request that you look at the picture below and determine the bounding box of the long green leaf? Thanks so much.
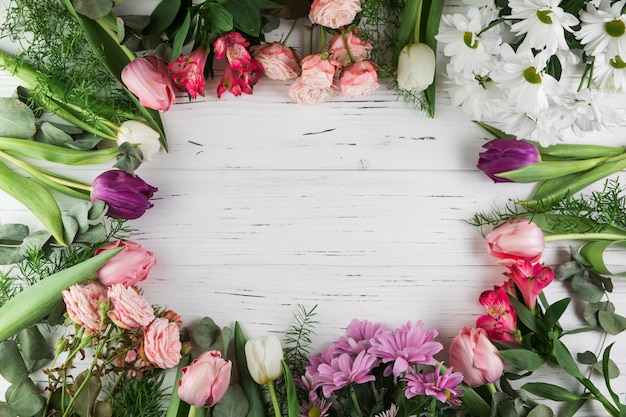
[165,333,191,417]
[551,337,584,379]
[0,247,123,341]
[0,158,65,245]
[281,360,300,417]
[422,0,444,118]
[234,322,265,417]
[0,137,118,165]
[522,382,586,402]
[579,240,626,277]
[497,157,608,183]
[498,349,546,371]
[544,298,571,331]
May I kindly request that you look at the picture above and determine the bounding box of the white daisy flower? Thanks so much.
[559,88,626,134]
[576,0,626,62]
[593,54,626,92]
[492,103,564,145]
[507,0,579,54]
[462,0,500,21]
[443,63,500,120]
[436,7,502,75]
[489,44,561,113]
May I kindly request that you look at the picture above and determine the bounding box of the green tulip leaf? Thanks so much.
[521,382,586,402]
[0,403,18,417]
[34,122,73,146]
[0,341,29,384]
[164,340,191,417]
[0,136,118,165]
[17,326,53,363]
[5,379,45,417]
[212,383,249,417]
[527,404,554,417]
[579,240,626,277]
[598,310,626,335]
[531,142,625,159]
[73,371,102,417]
[0,159,66,246]
[0,98,36,139]
[281,361,300,417]
[234,322,265,417]
[497,158,609,183]
[498,349,546,371]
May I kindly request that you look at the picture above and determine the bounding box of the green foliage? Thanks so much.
[110,371,169,417]
[234,322,266,417]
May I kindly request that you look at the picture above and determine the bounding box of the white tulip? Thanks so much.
[397,43,436,93]
[245,335,284,385]
[117,121,162,162]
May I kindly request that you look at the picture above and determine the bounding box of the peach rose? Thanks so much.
[328,31,372,66]
[309,0,362,29]
[300,54,341,88]
[143,317,182,369]
[62,282,108,334]
[95,240,157,286]
[107,284,155,329]
[251,42,300,80]
[340,61,379,99]
[288,77,340,105]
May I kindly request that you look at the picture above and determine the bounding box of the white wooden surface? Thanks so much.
[1,3,626,414]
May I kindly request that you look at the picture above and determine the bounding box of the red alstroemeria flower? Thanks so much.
[507,260,554,311]
[167,47,209,99]
[214,32,253,71]
[476,283,519,342]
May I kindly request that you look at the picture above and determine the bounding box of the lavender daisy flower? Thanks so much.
[300,398,331,417]
[335,319,388,355]
[369,321,443,377]
[404,363,464,406]
[316,351,378,397]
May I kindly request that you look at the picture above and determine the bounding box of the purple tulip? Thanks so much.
[91,170,158,220]
[477,138,541,183]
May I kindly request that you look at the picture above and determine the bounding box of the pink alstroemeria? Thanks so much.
[476,284,519,342]
[315,350,377,397]
[167,47,209,99]
[369,321,443,376]
[404,363,464,406]
[507,260,554,311]
[335,319,387,355]
[214,32,253,71]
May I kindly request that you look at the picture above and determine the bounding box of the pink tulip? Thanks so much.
[94,240,156,287]
[328,31,372,66]
[167,47,209,99]
[309,0,362,29]
[486,219,544,266]
[107,284,155,329]
[250,42,300,80]
[449,327,504,387]
[62,282,107,334]
[121,56,176,111]
[178,350,232,408]
[340,60,379,99]
[143,317,182,369]
[300,54,341,88]
[507,261,554,310]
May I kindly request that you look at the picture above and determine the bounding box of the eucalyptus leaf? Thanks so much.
[73,371,102,417]
[571,274,604,303]
[554,260,585,281]
[75,224,108,244]
[0,224,29,264]
[17,326,53,362]
[598,310,626,335]
[593,358,620,379]
[93,401,113,417]
[268,0,311,19]
[212,384,249,417]
[62,214,80,245]
[0,98,36,139]
[193,317,222,350]
[576,351,597,365]
[0,340,29,384]
[5,379,45,417]
[88,200,108,220]
[34,122,73,146]
[18,230,52,258]
[528,404,554,417]
[65,136,102,151]
[66,202,91,234]
[72,0,114,20]
[122,15,151,33]
[0,402,18,417]
[583,301,614,327]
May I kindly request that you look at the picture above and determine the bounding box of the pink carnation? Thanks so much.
[309,0,362,29]
[107,284,156,329]
[62,282,107,334]
[143,317,182,369]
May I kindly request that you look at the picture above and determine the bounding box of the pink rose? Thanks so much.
[178,350,232,407]
[328,31,372,66]
[121,55,176,112]
[143,317,182,369]
[300,54,341,88]
[309,0,362,29]
[95,240,156,286]
[486,219,545,266]
[448,327,504,387]
[107,284,155,329]
[288,77,340,105]
[62,282,107,334]
[251,42,300,80]
[340,60,379,99]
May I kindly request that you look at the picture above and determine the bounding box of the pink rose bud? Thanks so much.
[448,327,504,387]
[300,54,341,88]
[62,282,108,334]
[486,219,544,266]
[143,317,182,369]
[309,0,362,29]
[94,240,156,287]
[121,55,176,111]
[288,77,340,105]
[178,350,233,408]
[107,284,156,329]
[250,42,300,80]
[328,31,372,66]
[340,60,379,99]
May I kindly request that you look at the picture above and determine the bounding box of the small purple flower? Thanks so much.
[369,321,443,377]
[316,350,378,397]
[335,319,388,355]
[477,138,540,183]
[91,170,158,220]
[404,363,464,406]
[300,398,331,417]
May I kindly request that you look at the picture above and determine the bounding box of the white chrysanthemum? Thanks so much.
[489,44,561,113]
[492,103,564,145]
[462,0,500,21]
[576,0,626,62]
[436,7,502,75]
[593,54,626,92]
[507,0,578,54]
[558,88,626,134]
[443,63,501,120]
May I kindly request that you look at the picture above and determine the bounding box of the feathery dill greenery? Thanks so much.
[109,371,169,417]
[469,177,626,233]
[1,0,135,123]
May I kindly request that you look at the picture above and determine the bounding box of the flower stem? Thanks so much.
[544,232,626,242]
[189,405,199,417]
[577,377,620,417]
[340,30,356,64]
[267,380,282,417]
[283,18,299,45]
[349,384,364,417]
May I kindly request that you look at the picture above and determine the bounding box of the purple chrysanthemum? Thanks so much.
[316,350,378,397]
[335,319,388,355]
[404,364,464,406]
[369,321,443,376]
[300,398,331,417]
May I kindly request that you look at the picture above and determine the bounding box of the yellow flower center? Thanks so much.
[523,67,542,84]
[536,9,553,24]
[308,407,322,417]
[610,55,626,69]
[605,20,625,37]
[463,32,479,49]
